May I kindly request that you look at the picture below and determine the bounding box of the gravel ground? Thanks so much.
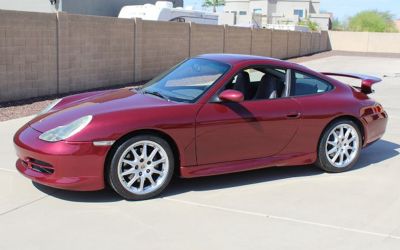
[1,51,399,122]
[0,84,141,122]
[0,99,54,122]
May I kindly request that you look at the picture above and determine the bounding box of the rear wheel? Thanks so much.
[316,120,362,173]
[108,135,174,200]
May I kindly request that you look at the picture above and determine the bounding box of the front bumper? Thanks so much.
[14,124,110,191]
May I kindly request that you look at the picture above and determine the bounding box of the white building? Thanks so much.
[223,0,332,30]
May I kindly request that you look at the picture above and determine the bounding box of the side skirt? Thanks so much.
[180,152,317,178]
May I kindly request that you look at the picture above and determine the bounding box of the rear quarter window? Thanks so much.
[292,71,333,96]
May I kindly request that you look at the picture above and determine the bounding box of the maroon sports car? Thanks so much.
[14,54,388,200]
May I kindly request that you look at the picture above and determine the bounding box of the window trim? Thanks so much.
[290,70,335,98]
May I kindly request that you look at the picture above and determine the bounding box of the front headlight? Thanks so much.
[39,115,93,142]
[37,98,62,116]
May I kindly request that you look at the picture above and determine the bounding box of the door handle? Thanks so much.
[286,112,301,119]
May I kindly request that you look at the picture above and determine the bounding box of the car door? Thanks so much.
[195,67,301,165]
[281,70,336,155]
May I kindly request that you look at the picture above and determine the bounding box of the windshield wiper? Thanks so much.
[141,90,170,101]
[131,86,143,92]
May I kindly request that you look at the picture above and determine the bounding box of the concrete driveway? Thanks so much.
[1,55,400,250]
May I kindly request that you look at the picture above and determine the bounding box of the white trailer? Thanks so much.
[118,1,218,25]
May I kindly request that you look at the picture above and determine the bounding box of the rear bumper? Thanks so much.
[361,110,388,146]
[14,124,110,191]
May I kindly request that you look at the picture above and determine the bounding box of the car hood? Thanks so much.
[29,88,175,132]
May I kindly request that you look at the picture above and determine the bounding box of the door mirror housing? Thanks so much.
[218,90,244,103]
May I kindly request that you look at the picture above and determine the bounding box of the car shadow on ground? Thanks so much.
[33,139,399,203]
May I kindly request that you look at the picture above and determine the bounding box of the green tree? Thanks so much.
[203,0,225,13]
[348,10,398,32]
[332,18,345,31]
[299,19,320,31]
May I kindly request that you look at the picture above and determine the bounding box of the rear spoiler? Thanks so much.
[321,72,382,94]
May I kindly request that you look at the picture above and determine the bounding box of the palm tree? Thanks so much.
[203,0,225,13]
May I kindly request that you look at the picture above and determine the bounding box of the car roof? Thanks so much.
[196,53,323,78]
[195,53,294,67]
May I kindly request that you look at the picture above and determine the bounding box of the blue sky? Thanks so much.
[184,0,400,20]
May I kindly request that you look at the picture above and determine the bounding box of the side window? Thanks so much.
[292,71,333,96]
[225,67,287,101]
[235,69,264,83]
[294,9,304,18]
[170,17,185,22]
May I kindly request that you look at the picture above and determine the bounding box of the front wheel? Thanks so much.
[316,120,362,173]
[108,135,174,200]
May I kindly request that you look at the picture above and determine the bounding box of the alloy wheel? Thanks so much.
[325,124,360,168]
[117,140,169,195]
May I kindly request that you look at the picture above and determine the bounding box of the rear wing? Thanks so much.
[321,72,382,94]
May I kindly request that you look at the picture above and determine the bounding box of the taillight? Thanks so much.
[374,104,383,113]
[361,103,385,116]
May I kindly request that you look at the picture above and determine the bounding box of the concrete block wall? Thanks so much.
[58,13,135,93]
[329,31,400,53]
[271,30,288,59]
[0,10,57,102]
[251,29,272,57]
[300,32,312,56]
[311,32,321,54]
[0,9,331,103]
[367,33,400,53]
[328,31,369,52]
[136,20,190,81]
[320,31,329,52]
[190,23,224,57]
[287,31,301,58]
[224,26,252,54]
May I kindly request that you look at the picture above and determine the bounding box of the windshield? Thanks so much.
[140,58,230,103]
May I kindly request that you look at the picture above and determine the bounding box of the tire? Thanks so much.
[108,135,174,200]
[315,119,362,173]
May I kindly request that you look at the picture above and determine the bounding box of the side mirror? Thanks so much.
[218,90,244,103]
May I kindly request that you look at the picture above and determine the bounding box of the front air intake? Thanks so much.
[22,158,54,175]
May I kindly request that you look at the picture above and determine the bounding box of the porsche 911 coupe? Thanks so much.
[14,54,388,200]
